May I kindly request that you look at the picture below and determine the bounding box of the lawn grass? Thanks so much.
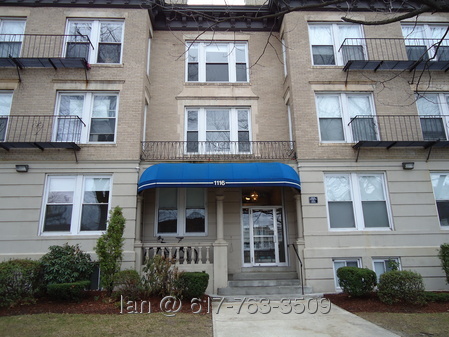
[357,312,449,337]
[0,313,213,337]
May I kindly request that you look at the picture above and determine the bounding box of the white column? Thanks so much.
[134,195,143,272]
[294,193,306,286]
[213,193,228,292]
[294,194,304,240]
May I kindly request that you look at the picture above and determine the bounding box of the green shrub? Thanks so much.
[113,269,143,301]
[0,259,43,307]
[95,206,126,295]
[424,291,449,302]
[377,270,426,305]
[142,255,182,298]
[438,243,449,284]
[47,280,90,302]
[336,267,377,297]
[40,243,94,285]
[178,272,209,299]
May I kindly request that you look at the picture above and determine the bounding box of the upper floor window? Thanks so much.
[402,24,449,61]
[0,91,12,141]
[0,18,26,58]
[186,107,250,154]
[325,173,391,230]
[65,19,124,64]
[431,172,449,228]
[316,93,377,142]
[55,92,118,144]
[416,93,449,141]
[186,41,248,82]
[308,24,364,66]
[41,175,111,234]
[157,188,206,236]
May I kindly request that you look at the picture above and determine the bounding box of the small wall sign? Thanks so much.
[309,196,318,204]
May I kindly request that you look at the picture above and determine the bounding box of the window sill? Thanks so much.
[328,228,393,232]
[90,63,124,68]
[185,82,251,87]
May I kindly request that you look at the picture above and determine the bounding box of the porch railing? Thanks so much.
[142,242,213,265]
[141,141,296,161]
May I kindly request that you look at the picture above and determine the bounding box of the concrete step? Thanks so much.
[210,293,324,302]
[230,271,298,281]
[228,279,301,287]
[217,285,313,296]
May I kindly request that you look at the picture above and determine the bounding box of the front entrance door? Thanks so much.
[242,207,287,266]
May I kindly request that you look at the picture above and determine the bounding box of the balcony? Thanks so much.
[349,115,449,159]
[0,115,85,151]
[0,34,92,69]
[141,141,296,161]
[339,38,449,72]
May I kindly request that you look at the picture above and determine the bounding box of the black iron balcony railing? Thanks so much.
[349,114,449,150]
[141,141,296,161]
[339,38,449,71]
[0,115,85,151]
[0,34,92,69]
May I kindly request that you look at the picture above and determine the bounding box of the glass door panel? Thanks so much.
[253,210,276,264]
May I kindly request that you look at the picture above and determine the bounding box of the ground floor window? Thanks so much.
[41,175,111,234]
[333,258,361,289]
[373,258,400,281]
[431,173,449,227]
[156,188,206,236]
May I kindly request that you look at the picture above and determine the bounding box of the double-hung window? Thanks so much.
[308,24,364,66]
[373,258,400,281]
[41,175,111,234]
[186,41,248,82]
[186,107,250,154]
[316,93,377,142]
[0,92,12,142]
[416,93,449,141]
[402,24,449,61]
[333,259,361,289]
[325,173,391,230]
[157,188,206,236]
[0,18,26,58]
[65,19,124,64]
[430,173,449,227]
[55,92,118,144]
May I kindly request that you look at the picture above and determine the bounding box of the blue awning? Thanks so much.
[138,163,300,192]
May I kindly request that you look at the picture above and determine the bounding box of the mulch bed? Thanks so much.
[0,291,211,316]
[324,292,449,313]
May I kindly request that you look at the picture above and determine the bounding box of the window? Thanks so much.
[402,24,449,61]
[65,20,124,64]
[333,259,361,289]
[431,173,449,227]
[308,24,364,66]
[157,188,206,235]
[41,175,111,234]
[325,173,391,230]
[316,93,377,142]
[55,92,118,143]
[373,258,400,281]
[0,19,26,58]
[416,93,449,141]
[186,41,248,82]
[186,107,250,154]
[0,92,12,141]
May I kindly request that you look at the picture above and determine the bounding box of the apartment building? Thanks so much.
[0,0,448,295]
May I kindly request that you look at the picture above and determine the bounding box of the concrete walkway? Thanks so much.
[212,298,399,337]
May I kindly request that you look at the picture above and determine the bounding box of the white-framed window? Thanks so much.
[430,172,449,228]
[325,173,392,230]
[416,93,449,141]
[41,175,111,235]
[65,19,124,64]
[186,41,248,82]
[401,24,449,61]
[0,18,26,58]
[0,91,13,142]
[156,188,207,236]
[373,258,401,281]
[316,92,377,142]
[54,92,118,144]
[186,107,250,154]
[333,258,361,289]
[308,23,364,66]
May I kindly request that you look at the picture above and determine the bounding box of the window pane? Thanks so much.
[235,44,246,63]
[188,44,198,62]
[312,46,335,65]
[238,110,249,130]
[362,201,389,227]
[206,64,229,81]
[158,210,178,233]
[432,174,449,200]
[358,175,385,201]
[159,188,177,208]
[346,261,359,268]
[100,22,122,43]
[0,93,12,116]
[186,209,205,233]
[351,117,377,141]
[188,63,199,81]
[80,204,108,231]
[97,44,121,63]
[206,44,228,62]
[309,26,333,45]
[420,118,446,140]
[406,46,429,61]
[329,202,356,228]
[92,96,117,118]
[84,177,110,201]
[317,95,341,117]
[374,261,386,280]
[436,201,449,226]
[326,175,351,201]
[68,22,92,38]
[0,117,8,141]
[44,205,72,232]
[207,110,229,130]
[236,63,247,81]
[59,95,84,116]
[187,110,198,130]
[187,131,198,152]
[319,118,344,141]
[0,42,21,58]
[66,42,90,59]
[238,131,250,152]
[48,177,75,203]
[89,119,115,142]
[186,188,204,208]
[416,94,440,116]
[436,46,449,61]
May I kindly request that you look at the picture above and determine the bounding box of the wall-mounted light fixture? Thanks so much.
[15,164,29,173]
[402,162,414,170]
